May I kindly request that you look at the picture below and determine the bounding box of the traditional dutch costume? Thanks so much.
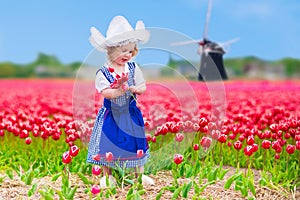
[87,62,150,168]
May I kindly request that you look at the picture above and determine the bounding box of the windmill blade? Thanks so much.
[171,39,201,46]
[219,37,240,46]
[203,0,213,39]
[219,37,240,53]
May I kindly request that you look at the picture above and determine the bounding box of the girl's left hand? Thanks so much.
[121,83,129,92]
[129,86,138,94]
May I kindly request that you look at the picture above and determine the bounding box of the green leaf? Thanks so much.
[51,172,62,182]
[155,189,164,200]
[6,169,14,179]
[194,182,200,194]
[182,181,192,198]
[193,160,201,176]
[25,170,34,185]
[0,175,5,183]
[138,189,146,195]
[134,192,142,200]
[172,186,183,200]
[137,174,143,184]
[207,167,218,182]
[179,165,185,176]
[28,183,37,197]
[124,178,134,185]
[126,187,134,199]
[185,165,193,178]
[66,186,77,199]
[224,172,242,190]
[55,189,64,200]
[198,181,214,193]
[218,168,229,180]
[259,178,267,186]
[38,189,55,200]
[77,172,92,185]
[247,179,256,196]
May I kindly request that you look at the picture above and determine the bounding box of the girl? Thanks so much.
[86,16,154,188]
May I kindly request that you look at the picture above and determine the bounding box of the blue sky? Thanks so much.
[0,0,299,65]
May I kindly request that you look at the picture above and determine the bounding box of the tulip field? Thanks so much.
[0,78,300,199]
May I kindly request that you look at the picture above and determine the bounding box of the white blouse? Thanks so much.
[95,62,145,93]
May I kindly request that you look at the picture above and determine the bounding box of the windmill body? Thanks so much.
[197,39,228,81]
[172,0,238,81]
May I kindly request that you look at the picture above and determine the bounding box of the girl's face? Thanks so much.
[110,42,136,67]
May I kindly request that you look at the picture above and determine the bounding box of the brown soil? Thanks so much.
[0,167,299,200]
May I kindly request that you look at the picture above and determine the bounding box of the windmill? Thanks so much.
[172,0,239,81]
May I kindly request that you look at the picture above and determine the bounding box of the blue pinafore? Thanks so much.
[86,62,150,168]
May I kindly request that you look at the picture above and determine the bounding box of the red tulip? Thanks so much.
[275,146,282,153]
[210,130,220,140]
[137,149,144,158]
[193,143,200,151]
[233,141,243,151]
[108,67,115,73]
[296,141,300,150]
[91,185,101,195]
[272,140,281,151]
[201,136,212,148]
[277,131,283,138]
[52,133,60,140]
[105,152,113,162]
[69,145,79,157]
[263,130,271,139]
[269,124,278,132]
[275,154,280,159]
[92,154,100,161]
[244,145,254,156]
[262,140,271,149]
[193,124,200,132]
[286,144,295,154]
[173,154,184,165]
[32,129,39,137]
[218,134,227,143]
[238,134,245,142]
[227,141,232,147]
[246,135,255,145]
[200,125,209,133]
[252,143,258,152]
[62,151,72,164]
[290,119,298,128]
[92,165,102,176]
[175,133,184,142]
[146,134,152,142]
[151,136,157,143]
[284,132,291,139]
[20,129,29,139]
[198,117,208,127]
[228,133,236,140]
[25,137,32,145]
[0,129,4,136]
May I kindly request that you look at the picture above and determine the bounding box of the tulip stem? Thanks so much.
[286,154,289,173]
[219,143,223,161]
[274,158,277,173]
[263,150,266,171]
[130,93,139,106]
[236,151,239,172]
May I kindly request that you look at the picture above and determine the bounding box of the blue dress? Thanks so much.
[86,62,150,168]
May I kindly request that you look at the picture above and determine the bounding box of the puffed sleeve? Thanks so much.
[95,71,110,93]
[134,63,146,86]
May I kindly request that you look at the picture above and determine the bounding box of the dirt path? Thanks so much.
[0,167,299,200]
